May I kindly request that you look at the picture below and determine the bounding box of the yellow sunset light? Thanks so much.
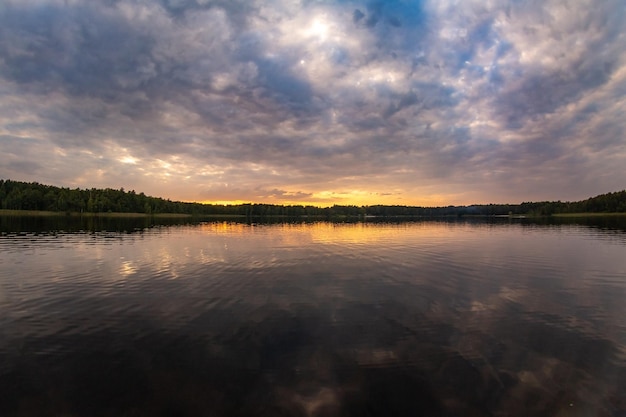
[119,156,138,164]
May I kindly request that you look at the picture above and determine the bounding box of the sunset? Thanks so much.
[1,0,624,206]
[2,2,626,414]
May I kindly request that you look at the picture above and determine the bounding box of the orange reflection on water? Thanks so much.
[199,221,252,235]
[303,221,469,246]
[192,220,479,252]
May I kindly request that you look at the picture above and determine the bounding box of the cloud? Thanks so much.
[1,0,625,205]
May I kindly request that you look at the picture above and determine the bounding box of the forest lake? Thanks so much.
[1,214,625,416]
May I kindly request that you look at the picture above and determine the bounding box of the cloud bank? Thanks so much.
[1,0,625,205]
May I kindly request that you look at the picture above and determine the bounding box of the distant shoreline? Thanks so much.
[0,209,194,218]
[1,180,625,217]
[2,209,626,219]
[551,212,626,217]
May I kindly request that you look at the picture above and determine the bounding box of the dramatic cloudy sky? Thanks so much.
[1,0,625,206]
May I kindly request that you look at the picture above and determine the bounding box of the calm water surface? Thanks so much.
[1,217,625,416]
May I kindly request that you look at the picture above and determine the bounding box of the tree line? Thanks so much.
[1,179,625,217]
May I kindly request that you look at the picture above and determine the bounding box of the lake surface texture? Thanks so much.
[1,217,625,416]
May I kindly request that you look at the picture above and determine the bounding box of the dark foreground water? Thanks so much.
[1,216,625,417]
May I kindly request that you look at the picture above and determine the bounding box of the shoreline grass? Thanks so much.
[2,209,625,219]
[0,209,193,218]
[552,212,626,218]
[0,209,66,216]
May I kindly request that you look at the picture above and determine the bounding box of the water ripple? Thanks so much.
[1,219,625,416]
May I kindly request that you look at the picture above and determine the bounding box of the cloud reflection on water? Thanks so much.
[0,218,624,416]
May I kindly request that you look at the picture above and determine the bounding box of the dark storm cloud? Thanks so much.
[0,1,314,144]
[254,58,314,108]
[353,9,365,23]
[1,0,625,204]
[158,0,254,22]
[0,0,312,116]
[494,58,616,129]
[0,2,155,95]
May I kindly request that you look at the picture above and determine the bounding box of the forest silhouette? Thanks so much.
[1,179,625,217]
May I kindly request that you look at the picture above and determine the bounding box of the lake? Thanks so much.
[1,216,625,416]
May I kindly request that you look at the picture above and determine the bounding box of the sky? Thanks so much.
[1,0,625,207]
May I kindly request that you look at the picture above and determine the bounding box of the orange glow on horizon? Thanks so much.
[188,189,460,208]
[194,194,459,208]
[198,199,337,208]
[166,188,472,208]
